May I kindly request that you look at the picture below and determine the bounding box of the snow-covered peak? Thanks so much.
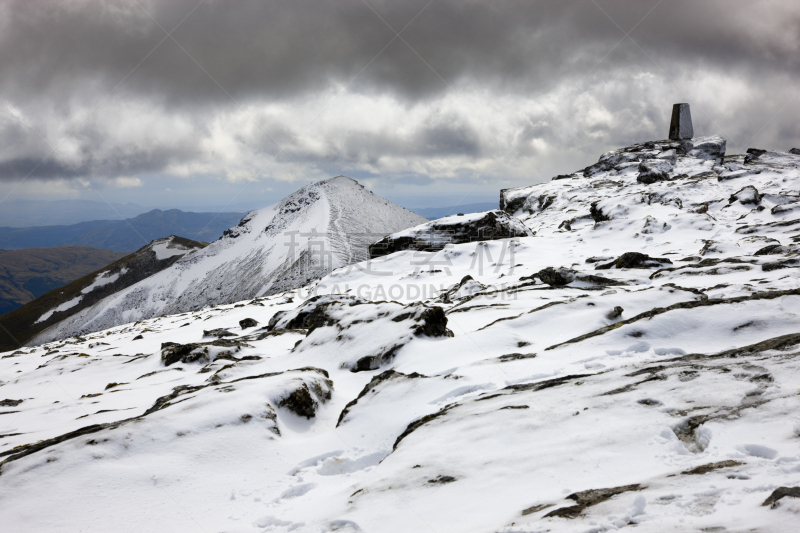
[32,177,427,344]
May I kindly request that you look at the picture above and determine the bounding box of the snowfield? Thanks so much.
[2,137,800,532]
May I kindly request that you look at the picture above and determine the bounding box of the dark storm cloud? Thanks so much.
[3,0,798,104]
[0,0,799,184]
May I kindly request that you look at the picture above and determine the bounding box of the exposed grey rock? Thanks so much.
[202,328,236,338]
[369,210,531,258]
[535,266,620,287]
[536,267,571,286]
[544,484,644,518]
[440,275,486,303]
[427,475,456,484]
[754,244,800,256]
[681,460,744,475]
[669,103,693,140]
[762,486,800,508]
[637,159,673,184]
[745,148,767,163]
[596,252,672,270]
[589,202,611,222]
[730,185,762,205]
[686,136,726,162]
[278,383,319,419]
[499,189,527,215]
[161,342,207,366]
[239,318,258,329]
[790,148,800,155]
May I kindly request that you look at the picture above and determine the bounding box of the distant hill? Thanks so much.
[410,202,497,220]
[0,236,207,352]
[0,209,247,252]
[0,199,149,227]
[0,246,127,316]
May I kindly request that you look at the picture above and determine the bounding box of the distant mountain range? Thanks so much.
[0,209,246,252]
[410,202,496,220]
[0,199,149,227]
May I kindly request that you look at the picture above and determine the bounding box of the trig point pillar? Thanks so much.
[669,103,693,140]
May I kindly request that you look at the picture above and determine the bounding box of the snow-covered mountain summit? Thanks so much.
[32,176,426,344]
[4,136,800,532]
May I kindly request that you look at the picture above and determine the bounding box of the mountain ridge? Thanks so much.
[0,208,246,252]
[0,236,207,352]
[0,246,127,316]
[31,176,427,344]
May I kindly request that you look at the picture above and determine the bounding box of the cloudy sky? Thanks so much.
[1,0,799,212]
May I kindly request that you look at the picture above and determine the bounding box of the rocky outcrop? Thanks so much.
[595,252,672,270]
[369,210,531,258]
[730,185,762,205]
[637,159,673,184]
[239,318,258,329]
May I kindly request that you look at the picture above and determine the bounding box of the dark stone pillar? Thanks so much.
[669,103,693,140]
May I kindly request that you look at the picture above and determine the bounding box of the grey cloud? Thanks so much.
[1,0,799,187]
[0,144,199,181]
[1,0,798,105]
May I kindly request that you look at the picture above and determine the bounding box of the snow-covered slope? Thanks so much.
[3,139,800,532]
[31,177,426,344]
[0,236,206,351]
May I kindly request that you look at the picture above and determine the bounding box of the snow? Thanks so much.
[151,241,189,260]
[3,140,800,532]
[34,294,83,324]
[80,269,124,294]
[31,177,426,344]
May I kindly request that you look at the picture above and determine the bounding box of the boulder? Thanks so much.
[239,318,259,329]
[536,267,572,286]
[745,148,767,163]
[499,189,527,215]
[637,159,673,184]
[730,185,762,205]
[596,252,672,270]
[686,136,726,162]
[278,383,318,419]
[161,342,206,366]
